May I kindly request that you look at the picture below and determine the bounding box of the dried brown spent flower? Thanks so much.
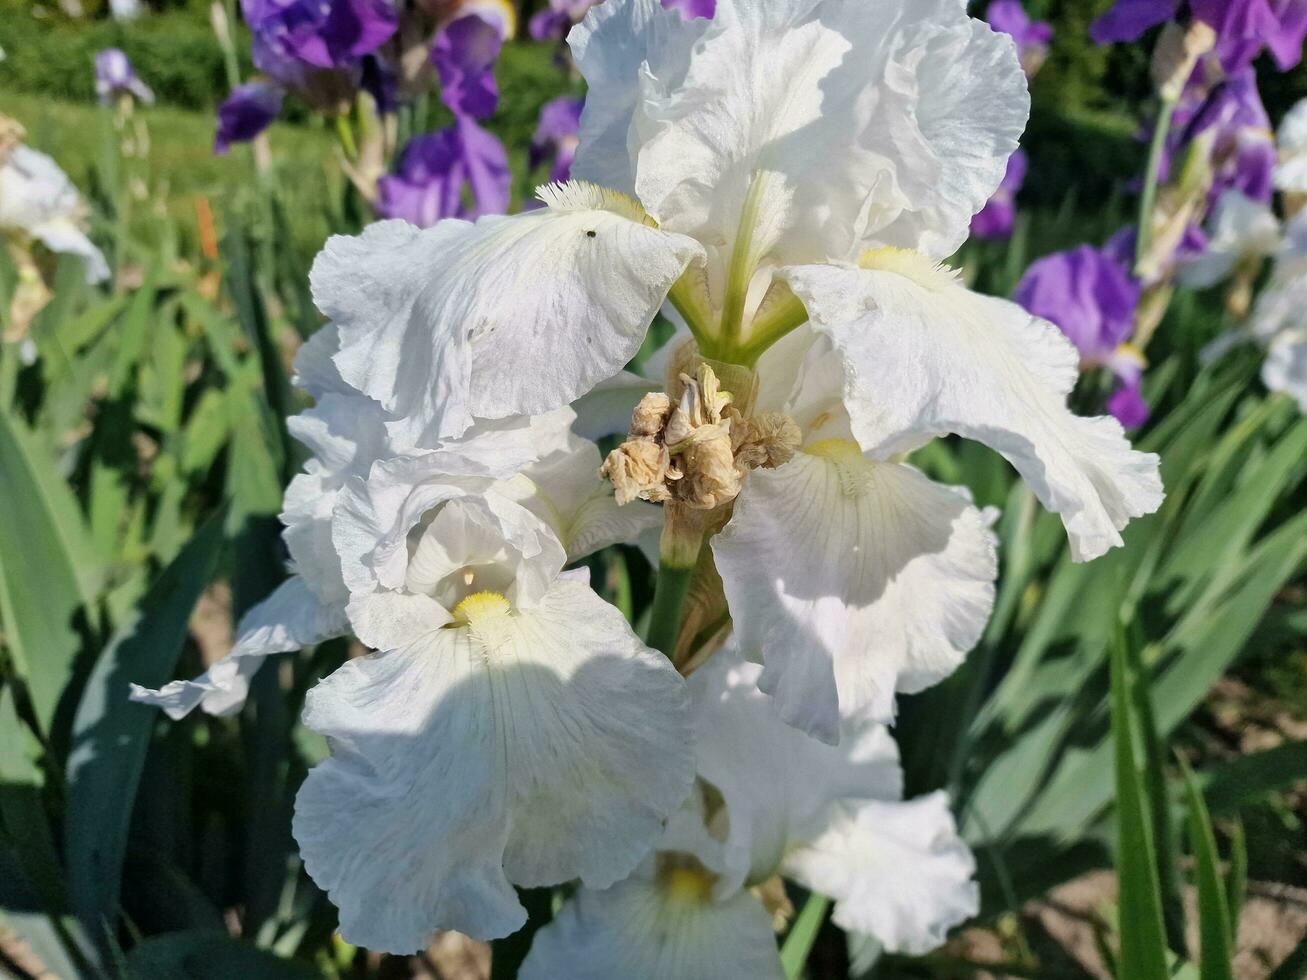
[601,361,800,511]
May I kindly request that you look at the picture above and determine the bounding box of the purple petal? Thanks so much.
[1267,0,1307,68]
[432,13,503,120]
[529,7,572,41]
[1108,380,1150,429]
[530,95,584,176]
[94,48,154,105]
[1090,0,1177,45]
[375,117,509,227]
[1014,245,1141,361]
[970,149,1027,241]
[214,82,283,154]
[970,199,1016,240]
[661,0,715,19]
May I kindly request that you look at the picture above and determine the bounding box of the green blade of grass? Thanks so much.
[1110,632,1170,980]
[1180,758,1233,980]
[781,892,829,980]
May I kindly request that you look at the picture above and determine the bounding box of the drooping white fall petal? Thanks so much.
[294,500,694,951]
[782,256,1164,562]
[129,389,394,718]
[714,451,997,742]
[320,189,704,446]
[519,857,785,980]
[128,577,348,719]
[784,793,979,956]
[686,647,903,893]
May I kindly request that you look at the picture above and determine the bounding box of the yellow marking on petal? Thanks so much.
[534,181,657,227]
[804,438,876,498]
[1115,342,1147,368]
[858,247,961,292]
[660,865,716,905]
[451,591,512,626]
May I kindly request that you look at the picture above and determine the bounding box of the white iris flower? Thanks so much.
[520,647,977,977]
[0,143,109,284]
[132,0,1168,960]
[294,489,693,952]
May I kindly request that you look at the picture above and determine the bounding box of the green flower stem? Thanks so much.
[1135,96,1177,272]
[334,114,359,162]
[646,506,706,658]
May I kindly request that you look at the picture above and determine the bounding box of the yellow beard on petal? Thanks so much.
[451,591,512,626]
[858,247,961,292]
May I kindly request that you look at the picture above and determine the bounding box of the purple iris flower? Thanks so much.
[1091,0,1307,72]
[1014,245,1151,427]
[531,96,584,182]
[432,13,502,120]
[376,117,510,226]
[214,81,284,154]
[243,0,397,77]
[1173,69,1276,202]
[94,49,155,105]
[1105,224,1209,286]
[986,1,1053,76]
[971,148,1028,240]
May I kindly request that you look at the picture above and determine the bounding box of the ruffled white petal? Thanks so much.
[30,218,110,284]
[293,577,693,951]
[520,860,784,980]
[783,261,1163,562]
[784,793,978,955]
[493,429,662,559]
[687,647,902,892]
[1263,327,1307,412]
[129,576,345,719]
[1276,98,1307,193]
[0,146,109,283]
[282,392,395,608]
[568,0,708,196]
[330,429,548,597]
[713,449,997,742]
[616,0,1025,293]
[323,192,703,445]
[1178,190,1280,289]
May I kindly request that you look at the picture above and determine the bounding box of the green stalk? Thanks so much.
[1135,97,1177,272]
[646,559,697,658]
[780,894,830,979]
[645,509,704,658]
[334,114,359,161]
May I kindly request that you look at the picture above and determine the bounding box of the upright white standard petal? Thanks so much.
[687,648,903,893]
[493,426,662,560]
[1276,98,1307,194]
[783,257,1163,562]
[294,513,694,951]
[519,857,784,980]
[784,794,978,956]
[0,145,108,283]
[568,0,707,196]
[1177,190,1280,289]
[579,0,1026,297]
[322,189,703,445]
[715,452,996,742]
